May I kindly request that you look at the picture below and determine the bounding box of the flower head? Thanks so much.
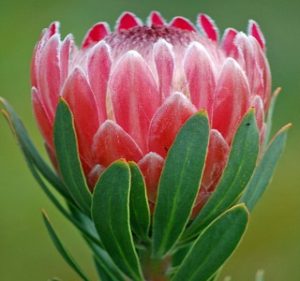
[31,11,271,213]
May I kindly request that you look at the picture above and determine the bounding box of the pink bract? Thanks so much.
[31,11,271,214]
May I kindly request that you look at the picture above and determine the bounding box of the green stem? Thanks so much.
[140,246,171,281]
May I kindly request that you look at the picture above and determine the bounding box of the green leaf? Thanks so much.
[0,97,70,200]
[182,111,259,241]
[172,205,249,281]
[240,124,290,211]
[25,154,101,247]
[93,254,125,281]
[152,112,209,257]
[92,161,143,281]
[129,162,150,241]
[68,205,128,281]
[264,88,281,147]
[207,268,222,281]
[172,243,193,268]
[54,99,91,214]
[85,236,127,281]
[94,256,114,281]
[42,211,91,281]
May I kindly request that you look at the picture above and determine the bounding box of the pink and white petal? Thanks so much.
[251,95,264,129]
[250,37,271,108]
[60,34,74,83]
[201,129,229,192]
[234,33,262,97]
[87,164,105,190]
[212,58,250,143]
[47,21,60,37]
[221,28,238,56]
[117,12,142,31]
[259,122,266,146]
[148,11,165,26]
[148,92,197,158]
[138,152,164,203]
[82,22,110,49]
[110,51,160,152]
[87,42,111,123]
[32,87,53,147]
[38,34,61,117]
[236,35,271,108]
[92,120,143,167]
[170,17,196,31]
[184,42,216,119]
[153,39,174,99]
[248,20,265,50]
[233,33,252,70]
[198,14,219,42]
[62,68,99,165]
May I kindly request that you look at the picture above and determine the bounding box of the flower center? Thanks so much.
[104,25,203,58]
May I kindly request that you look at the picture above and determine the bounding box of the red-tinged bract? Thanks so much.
[31,12,271,214]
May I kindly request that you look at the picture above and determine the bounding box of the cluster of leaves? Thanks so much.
[0,93,288,281]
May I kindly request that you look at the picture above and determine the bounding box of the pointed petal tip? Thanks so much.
[186,41,207,52]
[221,28,238,55]
[154,38,174,50]
[185,41,212,61]
[82,22,110,49]
[198,13,219,42]
[31,86,38,95]
[170,16,196,31]
[116,11,142,31]
[48,21,60,35]
[92,120,143,167]
[222,57,244,72]
[148,11,165,26]
[141,151,164,162]
[248,19,266,50]
[121,50,143,61]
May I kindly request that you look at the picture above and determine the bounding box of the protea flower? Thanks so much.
[31,11,271,215]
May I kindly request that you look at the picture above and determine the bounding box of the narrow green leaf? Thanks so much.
[0,97,70,199]
[172,243,192,268]
[264,88,281,147]
[172,205,249,281]
[25,153,101,247]
[92,161,143,281]
[85,236,127,281]
[93,254,125,281]
[129,162,150,241]
[152,112,209,257]
[182,111,259,241]
[240,124,290,211]
[69,205,127,281]
[94,256,114,281]
[42,211,91,281]
[207,274,217,281]
[207,268,222,281]
[54,99,91,214]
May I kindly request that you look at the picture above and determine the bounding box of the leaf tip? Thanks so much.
[0,96,6,106]
[273,87,282,98]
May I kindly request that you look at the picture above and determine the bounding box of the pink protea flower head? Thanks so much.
[31,11,271,214]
